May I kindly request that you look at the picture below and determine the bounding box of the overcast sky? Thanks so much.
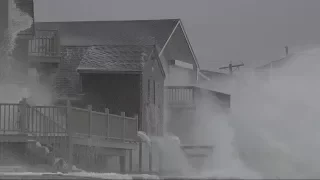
[34,0,320,70]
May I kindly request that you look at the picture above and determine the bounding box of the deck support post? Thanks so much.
[66,100,73,168]
[88,105,92,138]
[19,98,28,133]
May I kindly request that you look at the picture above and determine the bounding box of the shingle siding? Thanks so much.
[54,46,89,98]
[77,45,154,73]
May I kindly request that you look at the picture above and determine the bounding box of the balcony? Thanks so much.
[28,30,61,64]
[165,85,231,109]
[165,86,195,108]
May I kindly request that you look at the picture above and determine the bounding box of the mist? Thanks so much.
[0,0,53,106]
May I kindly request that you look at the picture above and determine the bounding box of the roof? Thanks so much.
[256,54,294,70]
[200,69,228,78]
[35,19,178,48]
[35,19,199,68]
[77,45,155,73]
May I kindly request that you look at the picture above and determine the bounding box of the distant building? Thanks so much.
[255,48,293,81]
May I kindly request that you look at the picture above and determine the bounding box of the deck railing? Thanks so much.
[0,98,139,166]
[28,30,60,57]
[69,106,138,142]
[165,86,231,109]
[165,86,195,106]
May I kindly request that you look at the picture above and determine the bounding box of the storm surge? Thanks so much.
[197,47,320,179]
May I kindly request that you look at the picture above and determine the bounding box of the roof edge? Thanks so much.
[35,18,180,24]
[178,19,200,69]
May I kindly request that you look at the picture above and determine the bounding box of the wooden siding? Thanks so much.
[81,73,141,117]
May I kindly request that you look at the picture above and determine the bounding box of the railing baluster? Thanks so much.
[0,105,2,131]
[3,105,6,133]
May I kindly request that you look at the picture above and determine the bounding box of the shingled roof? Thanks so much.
[77,45,155,73]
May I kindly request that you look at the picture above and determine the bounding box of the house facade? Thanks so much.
[76,45,165,136]
[30,19,200,135]
[26,19,232,172]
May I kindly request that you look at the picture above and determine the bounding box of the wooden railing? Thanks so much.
[165,86,195,106]
[68,106,139,142]
[165,86,231,109]
[0,98,139,168]
[28,30,60,57]
[0,103,21,133]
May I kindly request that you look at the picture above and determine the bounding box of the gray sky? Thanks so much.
[34,0,320,70]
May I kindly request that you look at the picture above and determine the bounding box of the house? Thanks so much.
[28,19,230,172]
[30,19,200,133]
[165,69,231,145]
[77,45,165,136]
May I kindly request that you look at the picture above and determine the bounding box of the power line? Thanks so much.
[219,61,244,74]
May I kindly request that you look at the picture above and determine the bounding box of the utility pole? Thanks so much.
[219,61,244,74]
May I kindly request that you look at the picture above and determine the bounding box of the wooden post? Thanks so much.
[119,156,125,173]
[105,108,109,139]
[88,105,92,138]
[149,145,153,172]
[121,112,126,141]
[129,150,133,172]
[19,98,27,133]
[134,114,139,135]
[66,100,73,168]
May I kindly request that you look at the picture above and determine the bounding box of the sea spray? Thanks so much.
[0,0,33,82]
[225,47,320,178]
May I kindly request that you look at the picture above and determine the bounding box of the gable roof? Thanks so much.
[35,19,178,48]
[77,45,155,73]
[34,19,199,69]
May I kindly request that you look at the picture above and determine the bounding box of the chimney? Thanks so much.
[285,46,288,56]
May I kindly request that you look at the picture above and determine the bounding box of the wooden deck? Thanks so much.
[0,99,140,173]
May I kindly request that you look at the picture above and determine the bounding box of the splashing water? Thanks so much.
[151,135,195,177]
[163,46,320,179]
[0,0,33,82]
[0,0,52,106]
[196,46,320,179]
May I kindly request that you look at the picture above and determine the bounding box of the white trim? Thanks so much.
[199,71,210,81]
[173,59,194,70]
[158,21,180,57]
[178,20,200,69]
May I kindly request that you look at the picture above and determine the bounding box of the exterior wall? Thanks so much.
[80,73,141,117]
[142,51,165,136]
[165,65,197,86]
[12,38,29,72]
[0,0,9,43]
